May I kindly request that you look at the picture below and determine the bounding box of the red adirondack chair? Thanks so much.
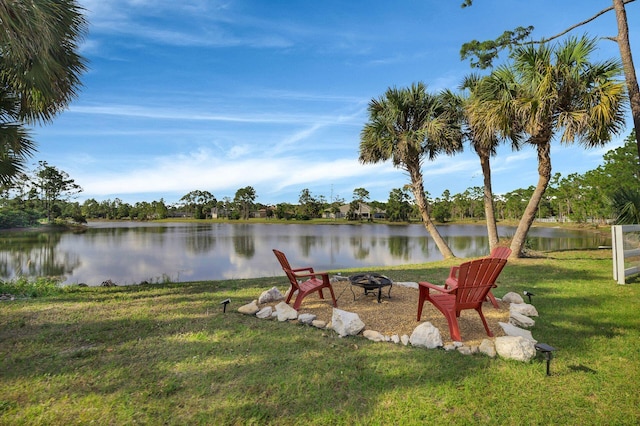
[272,249,337,311]
[445,246,512,308]
[417,257,508,342]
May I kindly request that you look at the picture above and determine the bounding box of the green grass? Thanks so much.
[1,250,639,425]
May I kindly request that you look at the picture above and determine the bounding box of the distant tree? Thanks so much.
[359,82,463,259]
[432,189,453,223]
[298,188,324,219]
[33,161,82,222]
[386,188,412,222]
[352,187,370,219]
[180,190,216,219]
[0,0,87,185]
[234,186,256,220]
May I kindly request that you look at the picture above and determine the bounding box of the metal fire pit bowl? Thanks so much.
[348,273,393,303]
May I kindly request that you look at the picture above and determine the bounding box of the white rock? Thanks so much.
[395,281,419,289]
[297,313,316,325]
[510,303,539,317]
[510,311,535,328]
[499,322,537,343]
[311,320,327,329]
[331,309,365,337]
[495,336,537,361]
[479,339,496,358]
[258,287,285,304]
[400,335,410,346]
[363,330,385,342]
[444,344,457,351]
[502,292,524,304]
[391,334,400,344]
[457,346,473,355]
[255,306,273,319]
[238,300,259,315]
[409,322,443,349]
[275,301,298,322]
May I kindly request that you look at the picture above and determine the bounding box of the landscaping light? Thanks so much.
[523,290,535,304]
[220,298,231,313]
[534,343,557,376]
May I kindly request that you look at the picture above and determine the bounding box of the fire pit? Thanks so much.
[348,273,393,303]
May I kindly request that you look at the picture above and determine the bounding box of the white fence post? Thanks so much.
[612,224,640,284]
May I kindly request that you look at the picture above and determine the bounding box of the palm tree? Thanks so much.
[469,36,627,258]
[0,0,87,185]
[359,82,463,259]
[457,74,523,251]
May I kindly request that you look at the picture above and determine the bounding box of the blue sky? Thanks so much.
[33,0,639,206]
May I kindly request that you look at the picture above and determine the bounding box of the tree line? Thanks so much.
[1,131,636,229]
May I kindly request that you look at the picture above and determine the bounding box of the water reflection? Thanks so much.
[0,222,610,286]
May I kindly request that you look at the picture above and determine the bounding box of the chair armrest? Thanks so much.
[292,267,314,274]
[418,281,454,294]
[447,266,459,280]
[293,271,329,281]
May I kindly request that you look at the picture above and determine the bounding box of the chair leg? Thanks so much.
[445,312,462,342]
[476,308,494,337]
[327,285,338,307]
[487,291,499,309]
[417,286,427,321]
[316,289,325,300]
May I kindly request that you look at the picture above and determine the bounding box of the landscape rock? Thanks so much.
[391,334,400,344]
[363,330,385,342]
[400,335,410,346]
[238,300,260,315]
[457,346,474,355]
[275,302,298,322]
[502,292,524,304]
[495,336,537,361]
[409,322,443,349]
[510,303,539,317]
[311,320,327,329]
[479,339,497,358]
[499,322,537,343]
[298,313,316,325]
[510,311,535,328]
[331,308,365,337]
[258,287,285,304]
[255,306,273,319]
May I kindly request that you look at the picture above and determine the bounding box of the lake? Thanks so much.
[0,221,610,286]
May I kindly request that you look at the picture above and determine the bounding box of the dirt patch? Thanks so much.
[272,277,510,345]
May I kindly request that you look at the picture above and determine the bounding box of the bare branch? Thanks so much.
[537,0,636,44]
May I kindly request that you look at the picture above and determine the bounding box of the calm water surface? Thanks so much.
[0,221,610,286]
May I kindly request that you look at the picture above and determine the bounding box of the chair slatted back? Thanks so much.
[455,257,508,309]
[490,246,512,260]
[273,249,300,291]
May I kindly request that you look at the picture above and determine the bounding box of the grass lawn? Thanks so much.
[1,249,639,425]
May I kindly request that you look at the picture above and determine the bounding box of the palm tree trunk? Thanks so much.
[479,148,499,250]
[613,0,640,160]
[510,141,552,258]
[407,164,455,259]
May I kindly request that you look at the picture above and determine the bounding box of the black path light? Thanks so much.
[534,343,557,376]
[523,290,535,304]
[220,298,231,313]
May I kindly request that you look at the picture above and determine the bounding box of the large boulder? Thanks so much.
[331,309,365,337]
[409,322,443,349]
[499,322,537,343]
[495,336,537,362]
[238,300,259,315]
[258,287,285,304]
[275,302,298,322]
[510,303,539,317]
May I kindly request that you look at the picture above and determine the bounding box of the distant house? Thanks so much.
[325,203,386,220]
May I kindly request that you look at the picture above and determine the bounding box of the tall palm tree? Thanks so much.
[0,0,87,185]
[458,74,523,251]
[359,82,463,259]
[469,36,627,258]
